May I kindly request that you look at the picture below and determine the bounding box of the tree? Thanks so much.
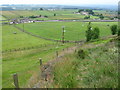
[99,14,104,20]
[78,9,84,13]
[44,15,48,18]
[86,23,92,41]
[39,15,42,17]
[85,9,94,15]
[92,27,100,39]
[20,16,24,18]
[118,27,120,36]
[110,25,117,35]
[84,16,90,19]
[54,13,56,16]
[86,22,100,42]
[40,8,43,10]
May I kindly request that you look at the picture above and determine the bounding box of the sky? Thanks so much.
[0,0,119,5]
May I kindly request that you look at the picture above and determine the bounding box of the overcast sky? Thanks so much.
[0,0,119,5]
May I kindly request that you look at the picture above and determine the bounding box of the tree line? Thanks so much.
[85,22,119,42]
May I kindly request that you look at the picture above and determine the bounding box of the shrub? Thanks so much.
[44,15,48,18]
[117,27,120,36]
[92,27,100,39]
[29,15,37,18]
[20,16,24,18]
[110,25,117,35]
[77,49,86,59]
[86,24,92,41]
[84,16,90,19]
[99,14,104,20]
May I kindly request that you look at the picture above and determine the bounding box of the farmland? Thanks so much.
[1,7,118,88]
[1,9,115,21]
[16,22,117,41]
[2,24,72,88]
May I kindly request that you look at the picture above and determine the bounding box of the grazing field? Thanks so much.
[2,43,70,88]
[1,3,118,89]
[0,15,6,20]
[2,25,54,50]
[2,24,73,88]
[16,22,117,41]
[2,20,118,88]
[2,10,100,20]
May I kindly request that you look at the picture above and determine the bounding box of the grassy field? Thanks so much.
[2,43,70,88]
[0,15,6,20]
[2,10,100,20]
[53,39,118,88]
[2,25,54,50]
[2,21,118,88]
[16,22,117,41]
[2,24,73,88]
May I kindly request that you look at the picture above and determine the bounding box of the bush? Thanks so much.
[29,15,37,18]
[84,16,90,19]
[110,25,117,35]
[92,27,100,39]
[86,24,92,41]
[99,14,104,20]
[44,15,48,18]
[77,49,86,59]
[118,27,120,36]
[20,16,24,18]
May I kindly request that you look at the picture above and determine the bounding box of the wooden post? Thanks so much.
[39,58,42,65]
[56,51,58,57]
[13,73,19,89]
[62,26,65,44]
[75,49,77,52]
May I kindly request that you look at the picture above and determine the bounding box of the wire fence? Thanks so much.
[13,25,85,43]
[2,43,57,53]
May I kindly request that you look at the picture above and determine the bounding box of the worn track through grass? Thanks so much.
[32,42,84,88]
[32,36,117,88]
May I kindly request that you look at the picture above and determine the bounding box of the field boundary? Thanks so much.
[2,43,57,53]
[13,25,85,43]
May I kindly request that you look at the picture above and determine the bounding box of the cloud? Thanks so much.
[0,0,119,5]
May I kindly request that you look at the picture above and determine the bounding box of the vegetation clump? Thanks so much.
[86,22,100,42]
[77,49,87,59]
[118,27,120,36]
[84,16,90,19]
[110,25,117,35]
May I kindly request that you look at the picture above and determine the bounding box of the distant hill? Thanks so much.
[0,4,117,11]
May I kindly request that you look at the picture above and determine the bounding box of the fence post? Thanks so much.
[13,73,19,89]
[39,58,42,65]
[56,51,58,58]
[75,49,77,52]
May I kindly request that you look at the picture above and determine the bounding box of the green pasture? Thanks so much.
[2,10,100,20]
[2,25,53,51]
[2,24,72,88]
[0,15,6,20]
[2,43,70,88]
[16,22,117,41]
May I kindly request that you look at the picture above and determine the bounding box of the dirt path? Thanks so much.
[32,42,84,88]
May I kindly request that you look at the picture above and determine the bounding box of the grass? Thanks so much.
[2,25,54,50]
[53,39,118,88]
[2,43,70,88]
[2,13,117,88]
[2,10,101,20]
[16,22,117,41]
[2,24,74,88]
[0,15,6,20]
